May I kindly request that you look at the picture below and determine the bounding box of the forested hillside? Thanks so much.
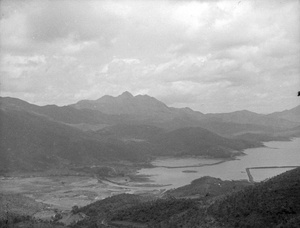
[2,168,300,227]
[77,168,300,228]
[1,93,299,172]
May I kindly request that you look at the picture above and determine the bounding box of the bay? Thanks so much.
[138,137,300,188]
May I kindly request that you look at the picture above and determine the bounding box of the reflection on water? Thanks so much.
[138,138,300,189]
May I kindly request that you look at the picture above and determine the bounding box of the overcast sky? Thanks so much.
[1,0,299,113]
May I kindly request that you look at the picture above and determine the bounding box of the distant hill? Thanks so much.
[268,105,300,123]
[93,125,259,160]
[71,92,299,130]
[0,108,147,172]
[0,96,128,126]
[2,93,299,135]
[1,93,299,172]
[0,103,258,172]
[150,127,262,157]
[71,91,183,122]
[205,109,297,130]
[235,132,291,142]
[69,92,300,137]
[97,124,165,141]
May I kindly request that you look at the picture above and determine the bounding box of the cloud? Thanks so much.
[0,0,299,113]
[24,1,123,44]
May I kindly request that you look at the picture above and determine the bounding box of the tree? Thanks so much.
[72,205,79,214]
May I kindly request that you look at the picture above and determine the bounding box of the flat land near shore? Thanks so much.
[0,171,165,213]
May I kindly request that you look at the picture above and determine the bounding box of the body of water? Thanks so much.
[138,138,300,188]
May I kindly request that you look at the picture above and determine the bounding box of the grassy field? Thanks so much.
[0,168,166,214]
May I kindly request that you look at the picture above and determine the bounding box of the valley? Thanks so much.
[0,164,163,211]
[1,137,299,222]
[2,0,300,226]
[0,93,299,227]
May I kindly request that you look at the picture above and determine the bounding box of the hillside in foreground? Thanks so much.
[95,168,300,227]
[1,168,300,227]
[208,167,300,228]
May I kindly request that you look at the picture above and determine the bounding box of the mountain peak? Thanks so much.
[119,91,134,98]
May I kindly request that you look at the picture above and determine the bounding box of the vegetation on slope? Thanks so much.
[75,168,300,228]
[111,198,198,226]
[2,168,300,227]
[72,194,150,227]
[1,95,299,172]
[0,193,45,220]
[0,109,149,172]
[0,193,66,228]
[165,176,251,198]
[208,167,300,227]
[97,124,165,141]
[151,127,261,157]
[0,107,262,173]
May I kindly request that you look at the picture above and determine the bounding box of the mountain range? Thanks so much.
[1,92,299,172]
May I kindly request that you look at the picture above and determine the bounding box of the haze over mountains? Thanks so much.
[1,92,299,172]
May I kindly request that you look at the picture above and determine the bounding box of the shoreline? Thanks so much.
[152,159,231,169]
[245,166,300,183]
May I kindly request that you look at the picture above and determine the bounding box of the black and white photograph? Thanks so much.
[0,0,299,227]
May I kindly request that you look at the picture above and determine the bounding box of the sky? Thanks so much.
[0,0,299,113]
